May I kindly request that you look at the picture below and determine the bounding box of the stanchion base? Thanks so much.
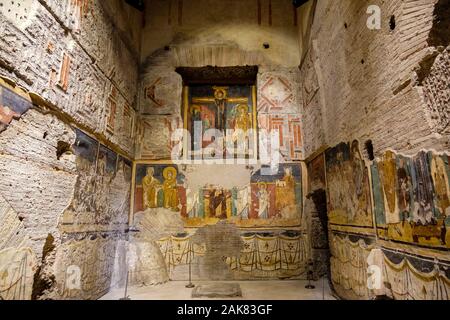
[186,283,195,288]
[305,285,316,289]
[119,296,131,300]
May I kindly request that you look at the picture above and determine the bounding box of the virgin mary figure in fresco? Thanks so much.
[162,167,180,211]
[231,104,251,154]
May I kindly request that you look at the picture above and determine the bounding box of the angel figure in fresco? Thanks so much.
[162,167,180,211]
[257,182,271,219]
[275,167,297,217]
[142,167,161,209]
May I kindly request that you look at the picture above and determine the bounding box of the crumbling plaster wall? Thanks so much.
[300,0,449,160]
[0,0,141,155]
[299,0,450,300]
[0,0,142,300]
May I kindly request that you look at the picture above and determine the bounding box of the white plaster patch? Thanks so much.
[180,164,256,190]
[0,0,38,30]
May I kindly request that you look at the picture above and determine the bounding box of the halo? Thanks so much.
[191,104,201,114]
[237,104,249,114]
[257,181,268,189]
[163,166,177,180]
[214,88,227,100]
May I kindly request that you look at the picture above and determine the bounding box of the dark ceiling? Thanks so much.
[125,0,144,11]
[124,0,310,12]
[176,66,258,85]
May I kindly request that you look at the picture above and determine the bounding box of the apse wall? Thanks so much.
[0,1,142,299]
[131,0,319,282]
[299,0,450,299]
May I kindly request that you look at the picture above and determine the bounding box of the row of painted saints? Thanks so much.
[325,140,450,248]
[187,86,255,159]
[136,164,302,227]
[371,150,450,247]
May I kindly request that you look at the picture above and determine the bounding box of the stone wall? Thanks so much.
[0,0,140,155]
[132,0,311,282]
[0,0,142,300]
[299,0,450,300]
[300,0,449,158]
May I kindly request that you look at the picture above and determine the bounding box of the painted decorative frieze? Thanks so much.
[140,70,182,115]
[258,114,303,161]
[257,71,299,114]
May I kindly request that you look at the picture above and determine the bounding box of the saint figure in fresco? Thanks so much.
[203,114,212,134]
[350,140,370,221]
[162,167,180,211]
[191,105,202,151]
[208,188,228,219]
[430,155,450,218]
[231,104,251,153]
[257,182,270,219]
[275,167,296,216]
[397,158,412,219]
[233,104,251,133]
[142,167,161,209]
[379,150,399,224]
[412,152,435,224]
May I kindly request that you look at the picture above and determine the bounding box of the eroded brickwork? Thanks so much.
[299,0,450,300]
[0,0,141,300]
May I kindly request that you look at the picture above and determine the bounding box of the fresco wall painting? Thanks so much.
[183,85,258,161]
[371,150,450,248]
[0,83,33,132]
[325,141,373,229]
[61,129,132,230]
[133,163,303,228]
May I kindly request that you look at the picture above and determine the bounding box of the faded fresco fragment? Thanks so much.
[371,151,450,248]
[133,163,303,228]
[325,141,373,228]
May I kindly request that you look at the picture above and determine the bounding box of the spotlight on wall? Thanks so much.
[293,0,309,8]
[263,43,270,49]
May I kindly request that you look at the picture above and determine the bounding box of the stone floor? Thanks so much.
[100,279,336,300]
